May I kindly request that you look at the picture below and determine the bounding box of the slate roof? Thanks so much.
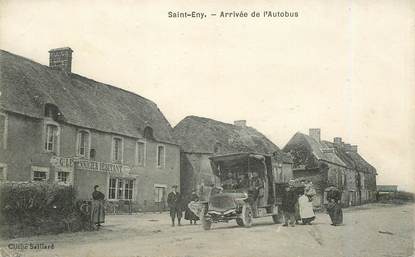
[173,116,292,163]
[0,50,175,144]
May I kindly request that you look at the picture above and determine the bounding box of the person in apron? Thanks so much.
[91,185,105,229]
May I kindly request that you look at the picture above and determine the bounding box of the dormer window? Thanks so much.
[44,103,60,120]
[143,126,155,140]
[213,142,222,154]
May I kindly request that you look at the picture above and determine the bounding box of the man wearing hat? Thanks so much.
[167,185,182,226]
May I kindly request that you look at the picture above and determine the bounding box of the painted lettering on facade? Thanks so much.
[51,156,130,174]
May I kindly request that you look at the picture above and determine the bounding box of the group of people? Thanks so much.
[167,185,200,227]
[89,184,201,229]
[281,180,343,227]
[281,180,316,226]
[89,181,343,229]
[221,172,264,210]
[221,172,262,191]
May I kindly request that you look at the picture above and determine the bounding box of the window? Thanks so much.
[117,179,124,199]
[77,130,90,158]
[33,171,47,181]
[0,163,7,181]
[44,123,59,154]
[57,171,69,183]
[112,137,123,163]
[125,180,134,200]
[135,141,145,166]
[0,113,7,150]
[108,178,134,200]
[44,103,60,120]
[157,145,165,168]
[109,178,117,199]
[31,166,49,182]
[213,142,222,154]
[154,185,166,203]
[143,126,154,140]
[360,173,365,188]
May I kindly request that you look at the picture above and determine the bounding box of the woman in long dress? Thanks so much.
[326,186,343,226]
[184,190,200,225]
[91,185,105,228]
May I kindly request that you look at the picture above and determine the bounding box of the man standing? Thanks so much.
[282,181,297,227]
[167,185,182,227]
[249,172,264,214]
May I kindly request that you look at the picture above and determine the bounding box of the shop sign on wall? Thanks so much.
[50,156,131,174]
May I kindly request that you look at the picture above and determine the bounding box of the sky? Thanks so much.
[1,0,414,191]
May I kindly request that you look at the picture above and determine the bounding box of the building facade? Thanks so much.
[173,116,293,200]
[0,48,180,212]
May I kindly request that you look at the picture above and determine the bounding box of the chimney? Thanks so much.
[49,47,73,72]
[350,145,358,152]
[343,143,352,151]
[234,120,247,127]
[309,128,321,142]
[333,137,342,145]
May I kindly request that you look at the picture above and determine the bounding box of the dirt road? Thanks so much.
[0,203,413,257]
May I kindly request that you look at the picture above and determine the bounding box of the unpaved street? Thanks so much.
[1,203,413,257]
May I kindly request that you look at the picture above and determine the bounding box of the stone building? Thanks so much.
[342,142,377,203]
[172,116,293,200]
[0,48,180,212]
[283,129,377,208]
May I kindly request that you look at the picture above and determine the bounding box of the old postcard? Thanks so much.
[0,1,414,257]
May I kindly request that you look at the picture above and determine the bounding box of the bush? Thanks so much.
[0,182,92,238]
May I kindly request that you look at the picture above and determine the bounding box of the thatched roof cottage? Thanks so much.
[0,48,180,212]
[283,129,377,207]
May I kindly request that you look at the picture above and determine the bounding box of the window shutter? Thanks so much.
[112,139,117,161]
[53,127,58,153]
[85,133,90,158]
[77,132,81,155]
[45,126,49,150]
